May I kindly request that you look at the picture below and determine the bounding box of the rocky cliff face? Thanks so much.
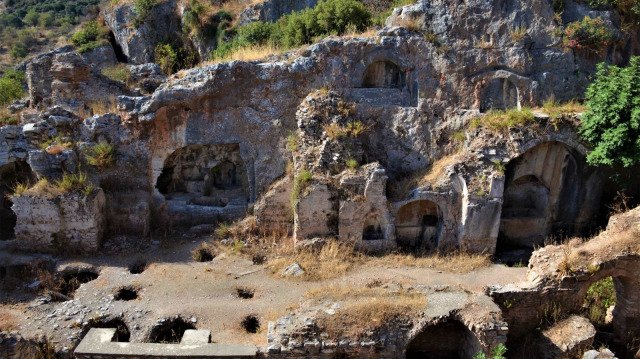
[102,0,183,64]
[3,0,639,251]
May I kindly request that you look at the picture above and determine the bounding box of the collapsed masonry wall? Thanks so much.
[267,288,507,358]
[11,190,106,253]
[489,206,640,347]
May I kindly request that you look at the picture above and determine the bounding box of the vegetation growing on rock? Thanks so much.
[563,16,614,53]
[71,20,110,53]
[0,69,25,106]
[580,56,640,167]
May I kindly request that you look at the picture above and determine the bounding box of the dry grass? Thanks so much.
[267,240,363,281]
[395,17,422,32]
[388,152,462,198]
[310,284,426,338]
[0,309,19,331]
[538,99,585,128]
[12,173,94,198]
[368,251,492,274]
[215,216,493,280]
[207,44,283,64]
[80,96,120,118]
[470,108,536,133]
[340,27,378,39]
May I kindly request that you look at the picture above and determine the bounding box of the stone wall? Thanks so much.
[11,190,106,253]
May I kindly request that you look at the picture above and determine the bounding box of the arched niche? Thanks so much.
[498,142,583,256]
[480,78,519,112]
[405,319,481,359]
[395,200,441,251]
[362,212,385,241]
[362,60,405,89]
[0,160,35,240]
[155,144,248,207]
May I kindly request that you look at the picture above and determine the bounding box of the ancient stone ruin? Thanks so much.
[1,0,640,358]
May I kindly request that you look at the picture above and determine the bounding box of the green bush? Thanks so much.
[134,0,157,27]
[473,344,507,359]
[278,0,370,47]
[579,57,640,167]
[563,16,614,53]
[0,70,25,106]
[211,0,371,60]
[583,0,640,24]
[22,8,39,27]
[237,21,277,45]
[584,277,616,325]
[71,20,109,53]
[154,42,196,74]
[154,43,179,75]
[10,43,28,59]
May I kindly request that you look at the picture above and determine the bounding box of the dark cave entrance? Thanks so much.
[362,60,405,89]
[156,144,249,208]
[497,142,585,265]
[396,200,441,251]
[0,161,36,240]
[405,320,481,359]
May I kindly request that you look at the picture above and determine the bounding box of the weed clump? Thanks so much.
[470,108,535,133]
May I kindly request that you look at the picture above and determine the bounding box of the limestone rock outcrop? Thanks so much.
[102,0,183,64]
[238,0,318,25]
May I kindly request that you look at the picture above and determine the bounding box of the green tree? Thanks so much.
[580,57,640,167]
[22,8,39,27]
[0,70,25,106]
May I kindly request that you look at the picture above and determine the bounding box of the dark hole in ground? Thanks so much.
[48,269,99,301]
[193,248,214,262]
[148,317,196,343]
[236,287,254,299]
[86,318,131,342]
[241,315,260,333]
[128,260,148,274]
[252,254,266,265]
[114,287,138,301]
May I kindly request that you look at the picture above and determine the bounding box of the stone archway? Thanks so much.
[405,319,482,359]
[396,200,441,251]
[480,78,519,112]
[498,142,584,260]
[362,60,405,89]
[0,161,35,240]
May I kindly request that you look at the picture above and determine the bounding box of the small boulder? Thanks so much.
[282,263,304,277]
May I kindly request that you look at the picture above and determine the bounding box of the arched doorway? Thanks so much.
[362,60,405,89]
[0,161,35,240]
[396,200,440,251]
[480,78,519,112]
[155,144,249,208]
[498,142,583,263]
[405,320,481,359]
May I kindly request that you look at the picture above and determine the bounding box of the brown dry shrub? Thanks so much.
[368,251,492,274]
[267,240,363,281]
[0,309,19,331]
[311,285,426,338]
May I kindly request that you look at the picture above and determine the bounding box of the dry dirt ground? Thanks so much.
[0,235,527,351]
